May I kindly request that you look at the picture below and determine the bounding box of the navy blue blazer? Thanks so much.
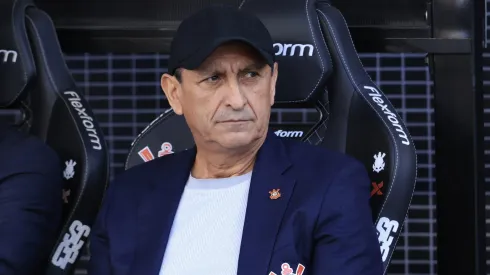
[0,124,63,275]
[89,132,383,275]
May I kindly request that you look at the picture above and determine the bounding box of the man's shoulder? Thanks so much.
[112,149,191,185]
[104,150,192,206]
[281,138,363,171]
[276,138,368,186]
[0,124,61,177]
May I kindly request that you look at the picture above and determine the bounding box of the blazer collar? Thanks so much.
[237,131,295,275]
[130,132,295,275]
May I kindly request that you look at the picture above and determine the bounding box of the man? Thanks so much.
[89,6,383,275]
[0,122,63,274]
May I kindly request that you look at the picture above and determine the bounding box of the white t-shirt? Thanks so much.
[158,172,252,275]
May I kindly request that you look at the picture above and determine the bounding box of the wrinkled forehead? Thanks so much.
[196,41,270,73]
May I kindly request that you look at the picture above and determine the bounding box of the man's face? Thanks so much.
[161,42,278,150]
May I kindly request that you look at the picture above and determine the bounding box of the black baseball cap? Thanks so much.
[167,6,275,75]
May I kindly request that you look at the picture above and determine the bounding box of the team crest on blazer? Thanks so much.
[269,189,281,200]
[269,262,305,275]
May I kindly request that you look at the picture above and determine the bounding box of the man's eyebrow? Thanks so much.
[195,64,221,76]
[195,62,267,76]
[241,62,267,71]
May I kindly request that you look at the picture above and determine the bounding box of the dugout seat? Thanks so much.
[125,0,417,273]
[0,0,109,274]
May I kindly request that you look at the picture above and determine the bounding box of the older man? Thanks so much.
[88,6,383,275]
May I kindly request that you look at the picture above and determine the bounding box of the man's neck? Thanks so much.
[191,139,263,179]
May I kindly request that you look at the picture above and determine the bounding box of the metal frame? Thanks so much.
[43,0,487,273]
[53,26,472,54]
[45,3,469,54]
[431,0,486,274]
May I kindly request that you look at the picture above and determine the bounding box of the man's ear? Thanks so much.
[269,62,278,106]
[161,73,183,115]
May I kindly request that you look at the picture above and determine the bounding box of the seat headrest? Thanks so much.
[240,0,332,103]
[0,0,36,107]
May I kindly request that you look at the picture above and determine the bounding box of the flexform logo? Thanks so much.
[64,91,102,150]
[364,86,410,146]
[274,130,304,138]
[273,43,314,57]
[0,49,18,63]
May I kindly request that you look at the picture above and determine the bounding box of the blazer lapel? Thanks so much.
[237,133,296,275]
[129,147,196,275]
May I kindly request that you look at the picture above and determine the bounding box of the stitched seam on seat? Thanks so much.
[5,1,34,107]
[318,11,398,272]
[305,95,329,145]
[238,0,247,9]
[319,9,397,221]
[281,0,325,103]
[319,7,417,224]
[26,15,92,259]
[318,8,417,271]
[315,98,328,143]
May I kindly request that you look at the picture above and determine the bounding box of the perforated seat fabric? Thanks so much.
[0,0,110,274]
[125,0,417,273]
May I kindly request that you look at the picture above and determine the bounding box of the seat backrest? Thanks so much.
[315,2,417,271]
[125,1,417,273]
[0,0,110,274]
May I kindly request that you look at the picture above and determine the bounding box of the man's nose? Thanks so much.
[224,79,247,110]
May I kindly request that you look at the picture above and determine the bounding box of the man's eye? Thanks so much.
[206,75,219,82]
[245,71,259,78]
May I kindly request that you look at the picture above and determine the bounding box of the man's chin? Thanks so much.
[217,132,259,149]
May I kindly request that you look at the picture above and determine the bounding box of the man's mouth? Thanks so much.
[220,119,249,123]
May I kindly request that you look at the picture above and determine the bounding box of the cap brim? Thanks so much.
[178,36,274,71]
